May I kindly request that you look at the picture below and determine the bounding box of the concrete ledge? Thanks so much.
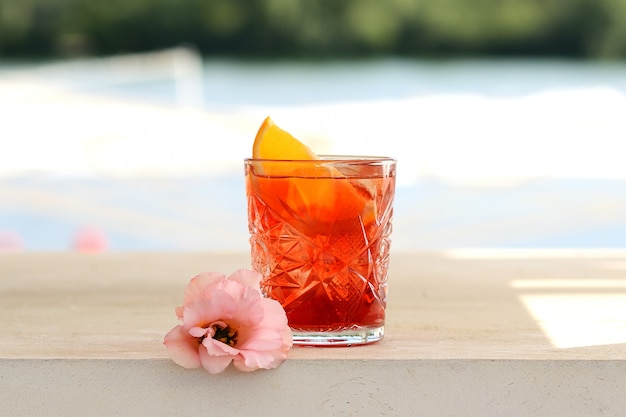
[1,250,625,416]
[4,358,626,416]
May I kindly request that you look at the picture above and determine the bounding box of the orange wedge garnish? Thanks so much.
[248,117,375,234]
[252,116,326,177]
[253,116,317,160]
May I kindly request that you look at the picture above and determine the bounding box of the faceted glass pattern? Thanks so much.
[245,157,396,345]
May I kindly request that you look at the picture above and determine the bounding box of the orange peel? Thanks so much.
[248,116,376,233]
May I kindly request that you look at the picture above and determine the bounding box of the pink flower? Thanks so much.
[164,269,292,373]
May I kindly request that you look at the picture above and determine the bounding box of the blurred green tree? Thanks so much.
[1,0,625,59]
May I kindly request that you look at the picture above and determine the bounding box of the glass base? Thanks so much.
[292,326,384,346]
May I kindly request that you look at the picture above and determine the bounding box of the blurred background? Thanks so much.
[1,0,626,252]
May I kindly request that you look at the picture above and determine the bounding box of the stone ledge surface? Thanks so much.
[1,250,625,416]
[3,358,626,417]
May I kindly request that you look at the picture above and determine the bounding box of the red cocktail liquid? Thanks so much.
[246,157,395,344]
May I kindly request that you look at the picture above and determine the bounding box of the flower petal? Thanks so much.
[228,269,262,292]
[231,286,265,327]
[184,272,226,302]
[165,269,292,374]
[202,336,239,356]
[174,305,184,320]
[233,338,290,372]
[189,326,208,338]
[237,327,284,351]
[233,350,271,372]
[175,272,226,319]
[182,289,236,329]
[236,299,290,349]
[206,279,264,327]
[199,344,234,374]
[163,325,201,369]
[233,298,292,371]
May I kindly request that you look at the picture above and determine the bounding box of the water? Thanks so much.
[68,58,626,106]
[13,55,626,105]
[200,59,626,106]
[2,54,626,251]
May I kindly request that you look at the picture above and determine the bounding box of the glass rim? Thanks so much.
[245,155,396,163]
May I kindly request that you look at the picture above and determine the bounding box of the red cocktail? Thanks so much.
[245,156,396,345]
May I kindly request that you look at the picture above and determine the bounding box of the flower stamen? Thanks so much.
[212,323,238,347]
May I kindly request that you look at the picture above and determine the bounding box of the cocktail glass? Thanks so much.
[245,156,396,346]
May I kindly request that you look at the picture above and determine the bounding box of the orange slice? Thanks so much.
[248,117,375,234]
[252,116,325,177]
[253,116,317,160]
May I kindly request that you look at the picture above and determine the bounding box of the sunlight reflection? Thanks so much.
[513,278,626,349]
[441,248,626,259]
[511,279,626,288]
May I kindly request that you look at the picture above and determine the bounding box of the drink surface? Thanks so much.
[246,162,395,332]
